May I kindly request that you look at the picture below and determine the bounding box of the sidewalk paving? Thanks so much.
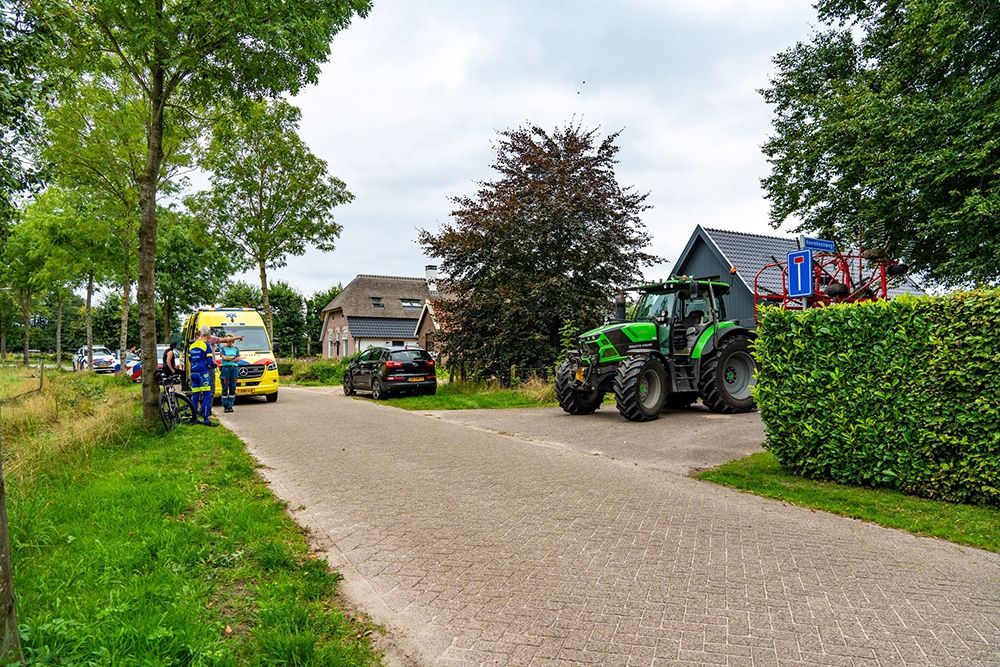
[223,386,1000,666]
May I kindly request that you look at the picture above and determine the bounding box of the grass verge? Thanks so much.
[695,451,1000,553]
[3,370,384,665]
[381,378,558,410]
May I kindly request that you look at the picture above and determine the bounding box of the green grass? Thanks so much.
[2,371,384,666]
[377,378,558,411]
[696,451,1000,553]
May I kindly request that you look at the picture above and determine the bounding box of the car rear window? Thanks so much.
[390,350,430,362]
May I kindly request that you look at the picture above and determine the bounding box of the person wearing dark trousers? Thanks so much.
[188,330,218,427]
[219,342,241,413]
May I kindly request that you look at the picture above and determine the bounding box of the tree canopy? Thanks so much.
[62,0,370,420]
[419,122,660,376]
[189,99,352,340]
[761,0,1000,287]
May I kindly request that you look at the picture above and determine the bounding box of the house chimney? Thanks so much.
[425,265,438,295]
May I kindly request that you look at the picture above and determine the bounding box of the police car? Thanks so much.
[74,346,118,374]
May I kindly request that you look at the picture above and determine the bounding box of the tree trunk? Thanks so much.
[19,291,30,366]
[86,270,94,371]
[56,294,63,370]
[0,416,23,663]
[259,262,273,341]
[119,273,130,373]
[163,297,171,345]
[138,44,166,422]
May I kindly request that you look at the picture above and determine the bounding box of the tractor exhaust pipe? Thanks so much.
[613,292,627,322]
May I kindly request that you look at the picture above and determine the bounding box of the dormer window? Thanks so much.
[400,299,422,310]
[371,297,385,309]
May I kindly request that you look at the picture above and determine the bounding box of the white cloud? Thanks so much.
[254,0,817,297]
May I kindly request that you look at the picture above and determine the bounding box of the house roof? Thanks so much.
[414,300,439,334]
[677,226,924,297]
[322,275,432,319]
[346,316,420,339]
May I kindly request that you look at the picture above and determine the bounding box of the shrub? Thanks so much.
[755,290,1000,507]
[276,361,294,376]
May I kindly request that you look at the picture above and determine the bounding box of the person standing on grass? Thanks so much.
[188,330,218,427]
[218,340,241,413]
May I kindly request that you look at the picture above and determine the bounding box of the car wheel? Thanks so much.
[371,378,386,400]
[343,375,355,396]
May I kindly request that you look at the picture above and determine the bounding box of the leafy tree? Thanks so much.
[155,208,234,344]
[189,100,352,340]
[20,185,115,370]
[62,0,371,421]
[305,284,343,355]
[761,0,1000,287]
[419,122,660,376]
[2,215,47,364]
[218,281,263,311]
[267,281,306,356]
[0,0,57,231]
[90,291,138,349]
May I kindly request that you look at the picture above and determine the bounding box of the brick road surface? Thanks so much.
[222,386,1000,667]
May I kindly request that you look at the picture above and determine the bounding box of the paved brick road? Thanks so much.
[223,386,1000,666]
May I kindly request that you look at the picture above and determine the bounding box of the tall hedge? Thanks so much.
[755,290,1000,507]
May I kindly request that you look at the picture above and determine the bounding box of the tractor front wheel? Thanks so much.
[699,335,758,413]
[614,355,667,422]
[555,360,604,415]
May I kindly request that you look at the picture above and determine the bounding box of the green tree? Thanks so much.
[64,0,371,421]
[305,283,342,355]
[218,281,263,311]
[190,100,352,340]
[419,122,660,377]
[761,0,1000,287]
[22,185,116,370]
[3,215,47,364]
[155,208,233,344]
[0,0,57,232]
[267,280,305,357]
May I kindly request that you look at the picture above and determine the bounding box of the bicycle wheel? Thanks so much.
[159,392,179,431]
[174,394,196,425]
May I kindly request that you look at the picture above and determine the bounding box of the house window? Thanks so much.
[400,298,422,310]
[371,297,384,309]
[392,340,404,347]
[328,328,333,356]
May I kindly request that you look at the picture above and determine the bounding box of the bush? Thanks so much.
[276,361,294,376]
[289,355,358,385]
[755,290,1000,507]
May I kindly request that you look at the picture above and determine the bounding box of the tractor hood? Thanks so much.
[579,321,658,362]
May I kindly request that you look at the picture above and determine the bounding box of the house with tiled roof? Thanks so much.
[673,226,924,328]
[320,271,438,358]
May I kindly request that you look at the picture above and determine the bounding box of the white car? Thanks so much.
[75,346,118,374]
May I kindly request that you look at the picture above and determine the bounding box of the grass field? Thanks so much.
[696,451,1000,553]
[376,377,559,410]
[1,370,384,665]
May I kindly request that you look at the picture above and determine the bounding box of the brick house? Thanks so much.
[320,269,440,359]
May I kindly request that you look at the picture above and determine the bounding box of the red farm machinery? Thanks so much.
[752,243,908,324]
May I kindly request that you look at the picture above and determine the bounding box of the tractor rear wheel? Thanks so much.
[699,335,757,413]
[614,355,667,422]
[555,360,604,415]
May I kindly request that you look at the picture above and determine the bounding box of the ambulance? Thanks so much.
[180,308,280,403]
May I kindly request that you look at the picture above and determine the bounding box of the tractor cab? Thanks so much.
[633,279,730,358]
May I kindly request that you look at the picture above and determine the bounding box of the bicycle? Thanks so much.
[156,369,196,431]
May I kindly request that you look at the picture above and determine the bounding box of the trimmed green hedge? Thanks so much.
[755,290,1000,508]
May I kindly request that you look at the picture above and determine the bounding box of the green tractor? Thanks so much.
[556,277,759,421]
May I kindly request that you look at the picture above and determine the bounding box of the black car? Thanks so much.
[343,346,437,399]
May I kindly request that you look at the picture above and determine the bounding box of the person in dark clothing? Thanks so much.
[162,342,181,378]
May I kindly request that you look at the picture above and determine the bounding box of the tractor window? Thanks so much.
[634,292,675,321]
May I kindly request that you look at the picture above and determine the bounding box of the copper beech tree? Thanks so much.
[419,123,660,378]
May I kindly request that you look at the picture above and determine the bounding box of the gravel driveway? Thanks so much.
[222,386,1000,666]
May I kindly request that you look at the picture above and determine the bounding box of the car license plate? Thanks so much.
[408,377,425,382]
[236,388,255,395]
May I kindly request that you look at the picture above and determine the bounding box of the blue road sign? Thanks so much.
[787,249,814,298]
[803,237,836,253]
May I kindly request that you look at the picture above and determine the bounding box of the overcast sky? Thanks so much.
[244,0,820,297]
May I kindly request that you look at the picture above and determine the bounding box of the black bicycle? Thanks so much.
[156,369,195,431]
